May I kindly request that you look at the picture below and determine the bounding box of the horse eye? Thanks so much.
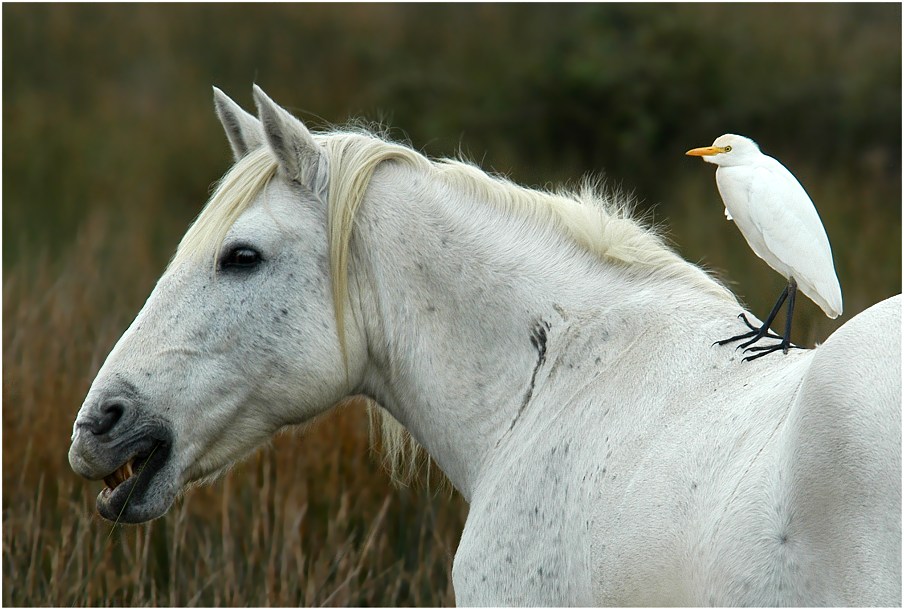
[219,246,262,271]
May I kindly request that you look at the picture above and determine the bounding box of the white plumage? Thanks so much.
[687,134,842,358]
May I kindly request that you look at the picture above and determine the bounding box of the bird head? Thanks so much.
[686,134,760,166]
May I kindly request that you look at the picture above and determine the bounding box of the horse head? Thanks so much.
[68,87,365,523]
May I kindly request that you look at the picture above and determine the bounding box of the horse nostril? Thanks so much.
[92,402,125,436]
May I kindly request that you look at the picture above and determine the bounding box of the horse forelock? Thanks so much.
[171,146,279,269]
[171,127,736,485]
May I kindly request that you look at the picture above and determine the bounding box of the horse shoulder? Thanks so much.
[782,294,901,605]
[452,421,596,606]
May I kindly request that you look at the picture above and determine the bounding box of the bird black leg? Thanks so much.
[737,313,783,339]
[742,279,803,361]
[714,283,789,347]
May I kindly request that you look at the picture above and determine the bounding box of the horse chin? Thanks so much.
[95,442,177,524]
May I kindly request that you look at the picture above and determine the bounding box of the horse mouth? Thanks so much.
[103,458,137,492]
[96,440,173,523]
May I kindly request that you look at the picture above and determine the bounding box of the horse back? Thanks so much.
[783,294,901,605]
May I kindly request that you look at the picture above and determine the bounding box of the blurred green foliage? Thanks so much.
[5,4,900,262]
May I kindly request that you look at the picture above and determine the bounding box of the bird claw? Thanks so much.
[738,313,758,331]
[743,343,785,354]
[737,313,782,339]
[742,344,786,361]
[741,340,806,361]
[713,330,757,348]
[714,312,781,349]
[719,300,809,360]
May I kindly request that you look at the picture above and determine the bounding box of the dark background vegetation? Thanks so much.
[4,4,900,606]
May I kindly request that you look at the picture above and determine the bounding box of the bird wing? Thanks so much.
[744,162,842,317]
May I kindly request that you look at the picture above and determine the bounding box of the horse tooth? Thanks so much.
[104,475,117,490]
[125,459,134,479]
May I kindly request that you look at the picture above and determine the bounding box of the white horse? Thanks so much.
[69,86,901,606]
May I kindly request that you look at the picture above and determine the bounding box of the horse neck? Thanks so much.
[348,162,739,499]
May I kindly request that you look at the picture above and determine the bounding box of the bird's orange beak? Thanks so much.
[685,146,728,157]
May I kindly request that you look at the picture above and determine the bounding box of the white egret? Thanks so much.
[686,134,842,361]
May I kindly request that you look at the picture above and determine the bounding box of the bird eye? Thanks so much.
[219,246,262,271]
[724,145,733,152]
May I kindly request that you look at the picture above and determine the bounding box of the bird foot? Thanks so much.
[713,329,758,347]
[741,340,805,362]
[712,313,781,348]
[737,313,782,339]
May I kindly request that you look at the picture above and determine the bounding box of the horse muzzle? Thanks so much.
[69,390,178,523]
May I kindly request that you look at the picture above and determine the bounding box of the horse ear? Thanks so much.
[213,87,264,161]
[252,84,327,195]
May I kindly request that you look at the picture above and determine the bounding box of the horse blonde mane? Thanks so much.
[173,129,735,484]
